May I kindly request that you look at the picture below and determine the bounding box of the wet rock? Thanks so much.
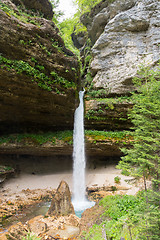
[3,222,28,240]
[28,215,47,236]
[47,181,75,216]
[0,189,55,223]
[44,224,80,239]
[0,166,15,184]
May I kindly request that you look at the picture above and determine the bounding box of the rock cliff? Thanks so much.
[79,0,160,133]
[82,0,160,95]
[0,0,160,161]
[0,0,80,134]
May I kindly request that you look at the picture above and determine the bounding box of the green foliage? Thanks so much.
[50,0,64,23]
[83,193,148,240]
[50,71,76,88]
[114,176,121,184]
[85,107,104,120]
[73,0,102,14]
[0,55,76,92]
[117,63,160,239]
[0,165,13,174]
[59,17,80,56]
[0,131,73,146]
[118,64,160,186]
[22,232,41,240]
[87,89,108,98]
[0,2,41,26]
[96,96,132,104]
[85,130,132,144]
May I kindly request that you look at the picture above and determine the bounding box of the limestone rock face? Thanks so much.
[86,0,160,95]
[81,0,136,45]
[0,0,80,134]
[48,180,75,216]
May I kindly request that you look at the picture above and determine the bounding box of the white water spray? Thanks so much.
[72,90,94,212]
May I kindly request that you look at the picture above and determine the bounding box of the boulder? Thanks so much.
[27,215,47,236]
[3,222,28,240]
[47,181,75,216]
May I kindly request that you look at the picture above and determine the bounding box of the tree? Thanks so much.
[73,0,101,14]
[118,62,160,239]
[50,0,64,23]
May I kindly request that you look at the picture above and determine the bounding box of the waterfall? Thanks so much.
[72,90,94,213]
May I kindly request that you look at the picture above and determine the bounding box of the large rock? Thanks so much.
[86,0,160,95]
[0,0,80,134]
[0,215,80,239]
[47,181,75,216]
[12,0,53,19]
[85,99,133,130]
[28,215,47,236]
[3,222,28,240]
[81,0,136,44]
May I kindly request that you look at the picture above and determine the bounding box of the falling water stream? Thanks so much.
[72,90,94,216]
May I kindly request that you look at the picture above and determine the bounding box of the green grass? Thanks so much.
[0,131,73,145]
[0,130,132,146]
[82,193,148,240]
[85,130,131,138]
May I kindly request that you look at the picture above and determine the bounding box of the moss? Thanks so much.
[0,131,73,146]
[0,130,133,146]
[0,55,76,92]
[85,130,133,144]
[0,2,41,26]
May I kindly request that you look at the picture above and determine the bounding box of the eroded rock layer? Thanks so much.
[0,0,80,134]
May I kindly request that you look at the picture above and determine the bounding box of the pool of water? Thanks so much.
[72,199,95,218]
[1,201,50,231]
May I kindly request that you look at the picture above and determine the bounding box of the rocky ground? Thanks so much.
[0,164,144,239]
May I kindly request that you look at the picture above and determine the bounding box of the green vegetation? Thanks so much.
[73,0,102,15]
[0,131,73,146]
[0,55,76,92]
[59,17,81,56]
[85,108,104,120]
[82,193,149,240]
[87,96,132,103]
[0,165,13,174]
[22,232,41,240]
[82,63,160,240]
[85,130,132,144]
[118,64,160,189]
[0,2,42,26]
[0,130,132,146]
[50,0,64,23]
[82,190,159,239]
[116,63,160,239]
[114,176,121,184]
